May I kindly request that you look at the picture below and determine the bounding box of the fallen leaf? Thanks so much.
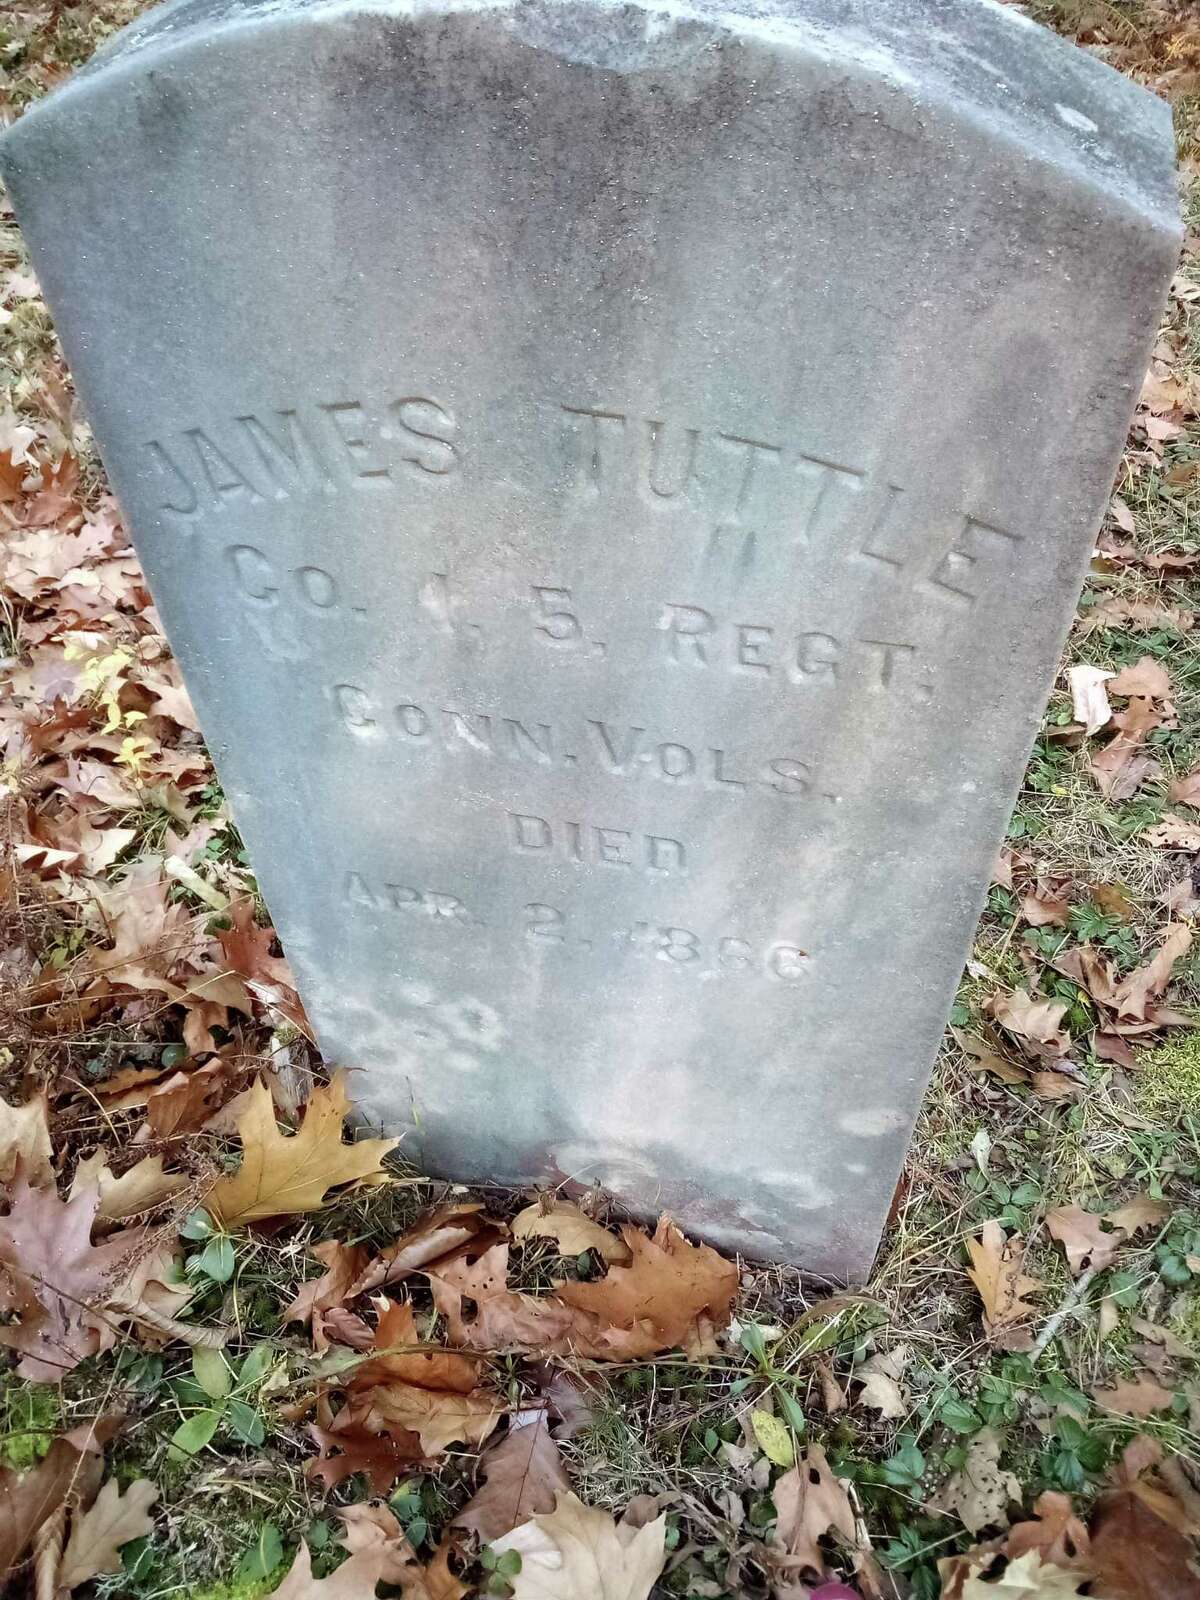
[349,1296,483,1396]
[339,1505,466,1598]
[146,1061,233,1138]
[207,1071,398,1227]
[0,1094,53,1186]
[268,1541,389,1598]
[1106,1195,1169,1236]
[69,1151,188,1221]
[955,1549,1090,1600]
[1108,657,1172,703]
[1067,664,1113,735]
[555,1214,738,1355]
[1089,1482,1200,1600]
[306,1418,426,1494]
[966,1222,1042,1349]
[427,1244,583,1355]
[1145,815,1200,850]
[1082,596,1195,635]
[362,1378,501,1457]
[454,1410,571,1542]
[512,1200,631,1265]
[1004,1492,1090,1570]
[0,1173,144,1381]
[928,1428,1022,1535]
[58,1477,157,1589]
[0,1417,121,1583]
[1046,1206,1123,1275]
[491,1492,667,1600]
[852,1345,910,1419]
[1111,925,1193,1021]
[988,991,1070,1058]
[348,1202,494,1296]
[1022,888,1070,928]
[314,1296,501,1463]
[769,1445,858,1585]
[1169,767,1200,809]
[283,1239,372,1344]
[1092,1374,1176,1418]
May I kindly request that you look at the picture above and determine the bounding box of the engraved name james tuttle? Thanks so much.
[2,0,1179,1278]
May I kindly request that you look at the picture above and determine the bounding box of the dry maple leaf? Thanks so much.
[349,1297,483,1395]
[427,1243,586,1354]
[0,1091,53,1186]
[556,1214,737,1355]
[307,1418,426,1494]
[852,1345,910,1420]
[1046,1206,1123,1276]
[57,1477,157,1589]
[0,1172,144,1381]
[1108,656,1173,702]
[207,1071,398,1227]
[1145,814,1200,850]
[1106,1194,1168,1235]
[769,1444,858,1584]
[928,1428,1022,1536]
[511,1200,632,1265]
[362,1380,502,1457]
[146,1061,234,1138]
[966,1222,1042,1349]
[455,1410,571,1543]
[268,1541,388,1598]
[312,1297,500,1464]
[1169,766,1200,808]
[491,1492,667,1600]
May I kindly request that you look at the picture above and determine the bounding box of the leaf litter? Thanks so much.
[2,0,1200,1596]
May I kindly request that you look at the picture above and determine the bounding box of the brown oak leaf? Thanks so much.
[966,1222,1042,1350]
[207,1071,398,1227]
[269,1541,389,1598]
[57,1477,157,1589]
[1005,1491,1091,1571]
[1046,1206,1123,1276]
[348,1202,495,1297]
[768,1444,858,1585]
[555,1214,737,1355]
[511,1199,631,1264]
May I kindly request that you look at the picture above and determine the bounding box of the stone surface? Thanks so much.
[2,0,1179,1278]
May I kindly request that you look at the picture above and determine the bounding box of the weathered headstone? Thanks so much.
[3,0,1178,1278]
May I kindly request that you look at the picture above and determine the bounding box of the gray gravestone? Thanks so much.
[3,0,1178,1278]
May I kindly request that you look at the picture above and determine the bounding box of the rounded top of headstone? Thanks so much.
[4,0,1180,232]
